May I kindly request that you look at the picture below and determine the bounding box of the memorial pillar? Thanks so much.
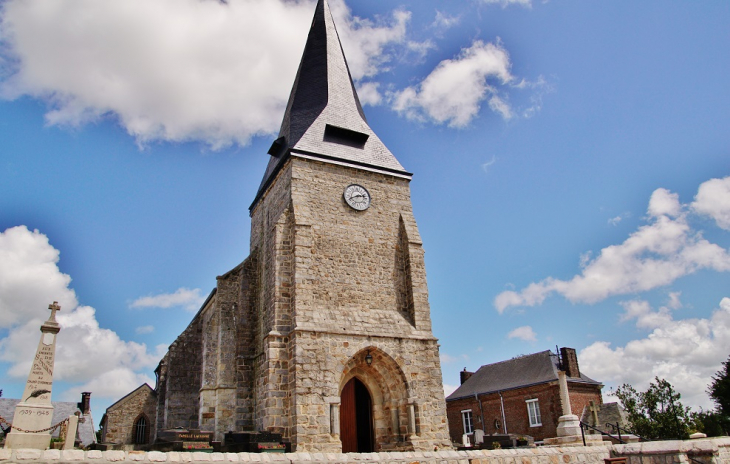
[5,302,62,450]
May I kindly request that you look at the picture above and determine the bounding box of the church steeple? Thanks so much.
[252,0,410,211]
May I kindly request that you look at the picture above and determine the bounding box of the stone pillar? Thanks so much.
[558,371,572,416]
[329,402,340,436]
[5,302,61,450]
[407,401,417,437]
[390,408,400,440]
[544,370,603,446]
[555,371,579,438]
[63,415,78,450]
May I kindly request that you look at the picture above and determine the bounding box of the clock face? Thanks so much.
[343,184,371,211]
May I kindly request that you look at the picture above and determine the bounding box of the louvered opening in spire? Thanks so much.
[251,0,411,212]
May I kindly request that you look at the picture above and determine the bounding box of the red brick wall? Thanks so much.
[446,381,602,443]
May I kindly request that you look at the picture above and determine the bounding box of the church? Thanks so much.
[105,0,451,453]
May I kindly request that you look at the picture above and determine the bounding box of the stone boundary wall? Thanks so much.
[2,439,729,464]
[0,446,611,464]
[613,437,730,463]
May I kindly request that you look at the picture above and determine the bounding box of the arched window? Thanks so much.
[133,414,149,444]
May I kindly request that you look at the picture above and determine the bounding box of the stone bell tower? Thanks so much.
[245,0,450,452]
[153,0,450,453]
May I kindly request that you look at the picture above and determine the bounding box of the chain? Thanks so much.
[0,415,69,434]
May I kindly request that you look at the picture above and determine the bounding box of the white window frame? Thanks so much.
[526,399,542,427]
[461,409,474,435]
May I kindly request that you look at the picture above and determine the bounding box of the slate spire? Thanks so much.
[252,0,410,209]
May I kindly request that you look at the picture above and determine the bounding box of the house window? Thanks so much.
[461,409,474,435]
[526,399,542,427]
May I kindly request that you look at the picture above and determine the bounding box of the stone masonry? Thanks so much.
[4,439,730,464]
[103,385,157,445]
[111,0,450,452]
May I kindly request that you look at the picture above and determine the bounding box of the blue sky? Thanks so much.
[1,0,729,423]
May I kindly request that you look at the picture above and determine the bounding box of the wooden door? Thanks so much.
[340,378,357,452]
[340,377,374,452]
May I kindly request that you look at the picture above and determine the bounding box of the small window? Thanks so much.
[461,409,474,435]
[526,399,542,427]
[133,415,149,444]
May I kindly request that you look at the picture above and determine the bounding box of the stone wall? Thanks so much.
[285,157,433,338]
[246,157,449,451]
[613,437,730,464]
[446,381,602,443]
[103,385,157,445]
[5,438,730,463]
[0,445,613,464]
[157,304,205,435]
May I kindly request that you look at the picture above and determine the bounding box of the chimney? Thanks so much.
[460,368,474,385]
[78,392,91,415]
[560,347,580,378]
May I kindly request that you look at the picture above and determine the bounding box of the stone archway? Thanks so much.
[339,347,412,451]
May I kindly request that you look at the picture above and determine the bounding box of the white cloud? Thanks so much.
[356,82,382,106]
[0,0,408,149]
[440,353,468,364]
[481,155,498,174]
[0,226,164,399]
[495,179,730,313]
[692,176,730,231]
[479,0,532,8]
[136,325,155,335]
[0,226,77,329]
[60,368,154,402]
[580,297,730,409]
[391,40,513,127]
[507,325,537,342]
[431,11,461,31]
[130,287,206,312]
[443,383,459,397]
[405,40,436,62]
[608,212,630,226]
[647,188,681,218]
[328,1,409,80]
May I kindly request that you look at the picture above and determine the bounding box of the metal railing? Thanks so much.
[580,421,705,464]
[579,421,632,445]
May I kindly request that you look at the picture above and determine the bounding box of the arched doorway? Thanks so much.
[340,377,374,453]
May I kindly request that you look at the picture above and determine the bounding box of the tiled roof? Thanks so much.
[251,0,410,211]
[0,398,96,447]
[446,350,602,401]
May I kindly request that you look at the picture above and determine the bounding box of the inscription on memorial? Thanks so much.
[4,301,62,450]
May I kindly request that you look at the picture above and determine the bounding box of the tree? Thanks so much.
[709,356,730,418]
[615,377,692,440]
[691,409,725,437]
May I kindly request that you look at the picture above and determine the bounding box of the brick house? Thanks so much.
[445,348,602,443]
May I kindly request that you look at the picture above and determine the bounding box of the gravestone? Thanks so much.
[4,302,61,450]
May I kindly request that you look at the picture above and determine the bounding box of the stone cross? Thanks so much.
[589,400,600,426]
[47,301,61,323]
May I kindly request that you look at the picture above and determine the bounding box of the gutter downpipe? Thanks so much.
[474,393,485,434]
[499,391,508,434]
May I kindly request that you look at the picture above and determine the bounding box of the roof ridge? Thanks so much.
[475,349,552,371]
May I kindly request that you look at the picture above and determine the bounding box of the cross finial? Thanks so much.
[48,301,61,323]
